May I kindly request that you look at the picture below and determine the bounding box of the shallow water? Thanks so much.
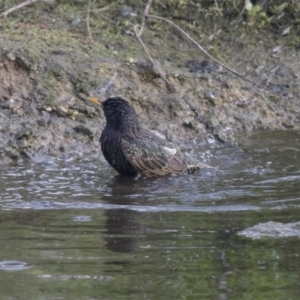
[0,131,300,300]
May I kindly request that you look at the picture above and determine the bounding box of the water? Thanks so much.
[0,131,300,300]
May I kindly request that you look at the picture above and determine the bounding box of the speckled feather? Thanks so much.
[100,97,200,177]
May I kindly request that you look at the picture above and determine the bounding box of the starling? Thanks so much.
[89,96,200,177]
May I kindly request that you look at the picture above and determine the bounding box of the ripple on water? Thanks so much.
[0,132,299,212]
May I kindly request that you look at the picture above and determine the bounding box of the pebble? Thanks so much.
[57,106,69,117]
[15,128,32,140]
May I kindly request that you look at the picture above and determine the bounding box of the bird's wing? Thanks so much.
[121,138,185,177]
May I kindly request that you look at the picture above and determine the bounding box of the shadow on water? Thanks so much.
[0,131,300,299]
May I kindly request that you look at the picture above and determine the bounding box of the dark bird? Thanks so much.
[88,96,200,177]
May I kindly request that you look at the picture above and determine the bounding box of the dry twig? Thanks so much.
[147,14,282,99]
[1,0,39,17]
[87,2,117,14]
[86,0,93,41]
[84,2,118,37]
[214,0,223,16]
[99,72,118,96]
[87,72,118,104]
[133,24,175,92]
[147,15,246,79]
[138,0,153,37]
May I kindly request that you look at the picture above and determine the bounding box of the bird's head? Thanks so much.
[89,96,141,133]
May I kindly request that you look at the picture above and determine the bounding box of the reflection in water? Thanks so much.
[102,176,142,253]
[105,208,137,253]
[0,131,299,299]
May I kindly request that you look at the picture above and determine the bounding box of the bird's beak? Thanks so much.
[87,97,102,107]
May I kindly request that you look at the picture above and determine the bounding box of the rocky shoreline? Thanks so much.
[1,2,299,164]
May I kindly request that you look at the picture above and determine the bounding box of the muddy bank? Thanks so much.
[0,2,300,163]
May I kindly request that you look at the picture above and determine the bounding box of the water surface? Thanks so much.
[0,131,300,300]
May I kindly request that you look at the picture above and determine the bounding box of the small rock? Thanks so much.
[222,81,231,89]
[71,17,81,27]
[5,149,19,160]
[204,91,221,106]
[215,127,236,144]
[59,145,65,152]
[185,59,220,74]
[272,45,282,53]
[209,116,219,128]
[64,130,72,138]
[17,139,29,149]
[74,125,94,140]
[37,119,46,127]
[57,105,69,117]
[165,129,173,141]
[45,107,52,112]
[15,128,32,140]
[282,120,294,128]
[236,100,251,108]
[67,97,77,107]
[86,106,96,116]
[238,221,300,239]
[71,110,79,121]
[6,52,16,61]
[118,6,137,17]
[163,146,176,155]
[182,116,197,128]
[255,65,264,74]
[173,110,184,117]
[21,150,31,159]
[206,133,216,144]
[15,109,24,117]
[150,130,166,140]
[2,99,15,110]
